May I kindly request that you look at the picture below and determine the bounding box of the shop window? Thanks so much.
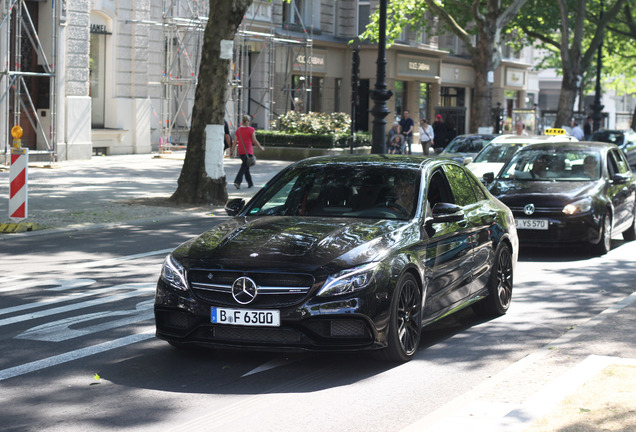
[335,78,342,112]
[419,83,430,121]
[394,81,406,118]
[440,87,465,107]
[90,32,106,128]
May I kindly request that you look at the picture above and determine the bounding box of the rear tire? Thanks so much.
[473,243,513,317]
[376,273,422,362]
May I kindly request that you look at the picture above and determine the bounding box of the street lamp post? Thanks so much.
[590,0,604,132]
[370,0,392,154]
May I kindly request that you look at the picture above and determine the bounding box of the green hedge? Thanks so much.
[256,130,371,149]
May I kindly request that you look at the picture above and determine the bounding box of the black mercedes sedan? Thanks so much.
[490,142,636,254]
[155,155,518,362]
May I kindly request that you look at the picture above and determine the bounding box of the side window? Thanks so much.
[427,170,454,209]
[610,149,629,174]
[468,175,487,201]
[444,164,478,206]
[607,152,618,177]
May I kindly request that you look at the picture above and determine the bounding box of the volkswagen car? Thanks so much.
[155,155,518,362]
[490,142,636,254]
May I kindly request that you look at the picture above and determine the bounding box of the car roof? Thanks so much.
[508,141,614,152]
[293,154,439,169]
[489,134,579,144]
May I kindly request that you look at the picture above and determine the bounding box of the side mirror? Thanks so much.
[225,198,246,216]
[611,173,631,185]
[430,202,465,223]
[482,172,495,184]
[463,157,473,165]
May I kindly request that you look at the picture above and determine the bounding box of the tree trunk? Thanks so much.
[554,69,577,128]
[170,0,252,205]
[470,33,496,133]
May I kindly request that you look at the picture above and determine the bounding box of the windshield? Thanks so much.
[500,148,602,181]
[473,143,524,163]
[247,164,421,220]
[591,131,624,145]
[445,136,492,154]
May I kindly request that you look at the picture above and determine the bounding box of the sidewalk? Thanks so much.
[1,152,635,431]
[0,152,290,232]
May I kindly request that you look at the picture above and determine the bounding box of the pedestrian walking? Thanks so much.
[419,118,434,156]
[399,110,414,154]
[232,114,264,189]
[432,114,448,154]
[571,120,584,141]
[583,116,592,140]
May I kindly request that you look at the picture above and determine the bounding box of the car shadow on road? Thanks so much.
[519,238,629,262]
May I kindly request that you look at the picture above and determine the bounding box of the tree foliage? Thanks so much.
[361,0,528,133]
[515,0,628,127]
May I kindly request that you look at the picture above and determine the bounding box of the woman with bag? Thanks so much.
[232,114,264,189]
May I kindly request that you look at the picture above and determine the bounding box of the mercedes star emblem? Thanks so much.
[231,276,258,304]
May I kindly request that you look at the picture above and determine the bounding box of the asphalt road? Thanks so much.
[1,217,635,432]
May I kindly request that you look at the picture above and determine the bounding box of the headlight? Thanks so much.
[160,254,189,291]
[317,262,380,297]
[563,197,592,215]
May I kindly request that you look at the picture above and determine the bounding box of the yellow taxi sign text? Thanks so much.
[544,128,567,136]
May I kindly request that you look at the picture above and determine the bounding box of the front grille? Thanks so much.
[189,269,315,307]
[212,326,302,344]
[510,206,561,216]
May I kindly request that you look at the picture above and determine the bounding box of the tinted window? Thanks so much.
[248,164,421,220]
[501,148,602,181]
[444,164,478,205]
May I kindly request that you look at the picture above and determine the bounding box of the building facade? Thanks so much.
[2,0,540,163]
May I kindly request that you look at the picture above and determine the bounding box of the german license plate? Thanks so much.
[211,307,280,327]
[515,218,548,230]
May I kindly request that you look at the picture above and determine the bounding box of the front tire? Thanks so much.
[593,213,612,255]
[622,206,636,242]
[473,243,513,317]
[378,273,422,362]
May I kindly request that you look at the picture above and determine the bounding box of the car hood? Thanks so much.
[467,162,505,179]
[176,216,413,272]
[439,151,474,163]
[492,179,602,208]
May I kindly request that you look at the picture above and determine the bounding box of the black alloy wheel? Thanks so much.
[622,205,636,242]
[379,273,422,362]
[473,243,513,317]
[594,213,612,255]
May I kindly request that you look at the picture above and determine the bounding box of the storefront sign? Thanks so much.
[90,24,110,34]
[397,55,439,79]
[506,68,526,87]
[293,51,326,73]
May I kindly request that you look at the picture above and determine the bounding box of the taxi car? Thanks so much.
[490,141,636,254]
[467,131,579,186]
[155,155,518,362]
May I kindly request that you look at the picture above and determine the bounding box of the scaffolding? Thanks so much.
[159,0,313,144]
[1,0,58,164]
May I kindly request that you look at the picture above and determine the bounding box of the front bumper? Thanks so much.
[513,211,602,246]
[154,279,390,352]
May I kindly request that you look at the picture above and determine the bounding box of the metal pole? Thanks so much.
[350,37,360,154]
[591,0,604,132]
[370,0,392,154]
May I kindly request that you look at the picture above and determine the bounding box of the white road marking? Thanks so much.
[0,278,95,294]
[0,283,154,327]
[0,329,155,381]
[70,249,172,269]
[16,300,154,342]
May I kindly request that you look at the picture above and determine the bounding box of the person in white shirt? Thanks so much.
[419,118,435,156]
[570,120,584,140]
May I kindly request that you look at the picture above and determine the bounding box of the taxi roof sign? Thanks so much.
[544,128,567,136]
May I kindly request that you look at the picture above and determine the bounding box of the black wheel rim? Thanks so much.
[396,279,421,356]
[495,247,513,309]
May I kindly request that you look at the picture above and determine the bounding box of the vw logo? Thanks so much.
[524,204,535,215]
[231,276,258,305]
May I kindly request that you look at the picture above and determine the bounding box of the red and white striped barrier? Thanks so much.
[9,147,28,220]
